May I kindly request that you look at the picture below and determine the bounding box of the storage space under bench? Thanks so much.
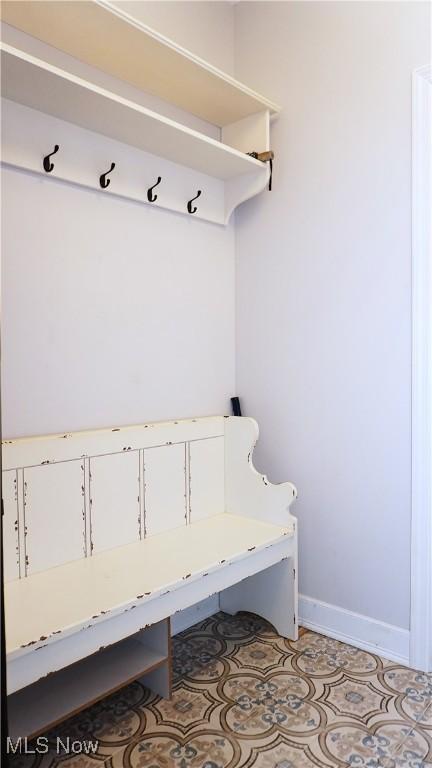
[7,619,171,740]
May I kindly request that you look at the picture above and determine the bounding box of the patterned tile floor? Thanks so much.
[9,612,432,768]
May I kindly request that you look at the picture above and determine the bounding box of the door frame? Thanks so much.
[411,64,432,672]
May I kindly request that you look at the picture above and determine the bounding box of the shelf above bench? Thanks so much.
[1,45,265,183]
[0,0,280,127]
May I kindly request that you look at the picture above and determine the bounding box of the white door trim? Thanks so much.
[411,64,432,672]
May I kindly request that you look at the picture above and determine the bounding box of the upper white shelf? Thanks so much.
[0,0,281,127]
[1,43,266,182]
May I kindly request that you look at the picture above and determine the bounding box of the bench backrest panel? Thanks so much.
[2,417,226,581]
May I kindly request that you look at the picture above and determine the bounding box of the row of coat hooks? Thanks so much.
[43,144,203,214]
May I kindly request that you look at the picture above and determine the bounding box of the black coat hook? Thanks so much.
[99,162,115,189]
[187,190,202,214]
[43,144,59,173]
[147,176,162,203]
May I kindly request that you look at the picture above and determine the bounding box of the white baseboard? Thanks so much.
[171,595,220,635]
[299,595,410,666]
[170,593,410,666]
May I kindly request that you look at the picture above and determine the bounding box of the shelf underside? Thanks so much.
[1,45,267,183]
[0,0,280,127]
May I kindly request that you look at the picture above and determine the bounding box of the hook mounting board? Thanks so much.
[1,44,270,225]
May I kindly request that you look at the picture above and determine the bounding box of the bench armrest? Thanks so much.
[224,416,297,528]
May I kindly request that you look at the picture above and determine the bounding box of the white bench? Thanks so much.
[2,415,297,738]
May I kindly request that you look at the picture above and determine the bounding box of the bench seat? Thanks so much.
[6,512,294,660]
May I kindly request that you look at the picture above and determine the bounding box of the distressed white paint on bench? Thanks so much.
[6,514,293,657]
[144,443,187,536]
[3,415,298,701]
[189,436,225,522]
[2,416,225,469]
[224,416,297,527]
[2,470,20,581]
[24,460,86,575]
[89,451,141,554]
[3,417,226,575]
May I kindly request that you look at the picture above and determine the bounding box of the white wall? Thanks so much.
[234,1,430,635]
[1,3,236,438]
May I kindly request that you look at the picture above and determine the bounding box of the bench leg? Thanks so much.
[219,555,298,641]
